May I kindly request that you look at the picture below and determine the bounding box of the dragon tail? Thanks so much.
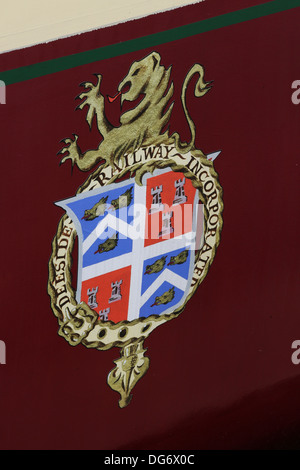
[172,64,212,154]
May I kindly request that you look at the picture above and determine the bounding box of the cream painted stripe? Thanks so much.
[0,1,203,53]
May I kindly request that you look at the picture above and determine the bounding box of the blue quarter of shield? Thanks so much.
[141,247,191,295]
[58,183,135,268]
[139,246,192,318]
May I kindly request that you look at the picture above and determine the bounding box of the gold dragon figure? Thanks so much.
[58,51,212,171]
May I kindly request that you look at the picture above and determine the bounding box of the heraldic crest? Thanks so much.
[48,51,223,407]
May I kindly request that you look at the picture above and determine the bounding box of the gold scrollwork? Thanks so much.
[107,340,150,408]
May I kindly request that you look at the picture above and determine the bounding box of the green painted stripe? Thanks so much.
[1,0,300,85]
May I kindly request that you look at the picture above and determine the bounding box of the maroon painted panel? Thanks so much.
[0,0,299,449]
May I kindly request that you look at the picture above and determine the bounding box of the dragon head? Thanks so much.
[118,52,162,103]
[115,52,170,125]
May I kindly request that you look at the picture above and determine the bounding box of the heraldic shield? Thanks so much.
[48,51,223,407]
[56,168,202,325]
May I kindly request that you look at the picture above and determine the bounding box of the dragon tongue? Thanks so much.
[107,91,121,103]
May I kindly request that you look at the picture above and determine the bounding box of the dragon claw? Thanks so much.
[76,99,87,111]
[62,138,73,145]
[59,155,71,165]
[58,135,81,167]
[79,81,93,89]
